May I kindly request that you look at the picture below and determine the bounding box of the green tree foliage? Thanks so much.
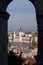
[28,62,33,65]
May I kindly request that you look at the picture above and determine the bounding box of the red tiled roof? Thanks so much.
[27,57,36,64]
[22,57,36,64]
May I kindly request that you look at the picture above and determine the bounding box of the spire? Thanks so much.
[19,27,23,32]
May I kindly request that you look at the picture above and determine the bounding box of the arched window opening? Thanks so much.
[7,0,38,65]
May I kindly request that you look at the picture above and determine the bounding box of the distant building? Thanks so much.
[8,28,38,48]
[13,27,34,43]
[8,29,38,64]
[8,32,13,43]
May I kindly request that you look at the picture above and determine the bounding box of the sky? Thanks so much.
[7,0,37,32]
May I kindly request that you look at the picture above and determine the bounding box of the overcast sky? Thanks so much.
[7,0,37,32]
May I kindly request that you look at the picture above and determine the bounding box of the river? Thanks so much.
[11,42,32,53]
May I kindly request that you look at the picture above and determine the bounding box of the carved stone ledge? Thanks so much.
[0,11,10,19]
[36,14,43,31]
[37,14,43,19]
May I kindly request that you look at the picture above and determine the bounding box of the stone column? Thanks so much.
[29,0,43,65]
[35,0,43,64]
[36,14,43,65]
[0,0,12,65]
[0,11,10,65]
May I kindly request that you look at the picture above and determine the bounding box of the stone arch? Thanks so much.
[0,0,43,65]
[29,0,43,65]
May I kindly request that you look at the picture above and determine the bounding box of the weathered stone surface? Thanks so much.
[0,11,9,65]
[0,0,43,65]
[36,14,43,65]
[0,0,12,65]
[29,0,43,65]
[0,0,12,11]
[29,0,43,14]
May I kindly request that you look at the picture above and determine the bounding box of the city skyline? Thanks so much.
[7,0,37,32]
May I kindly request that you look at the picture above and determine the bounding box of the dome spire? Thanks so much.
[19,27,23,32]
